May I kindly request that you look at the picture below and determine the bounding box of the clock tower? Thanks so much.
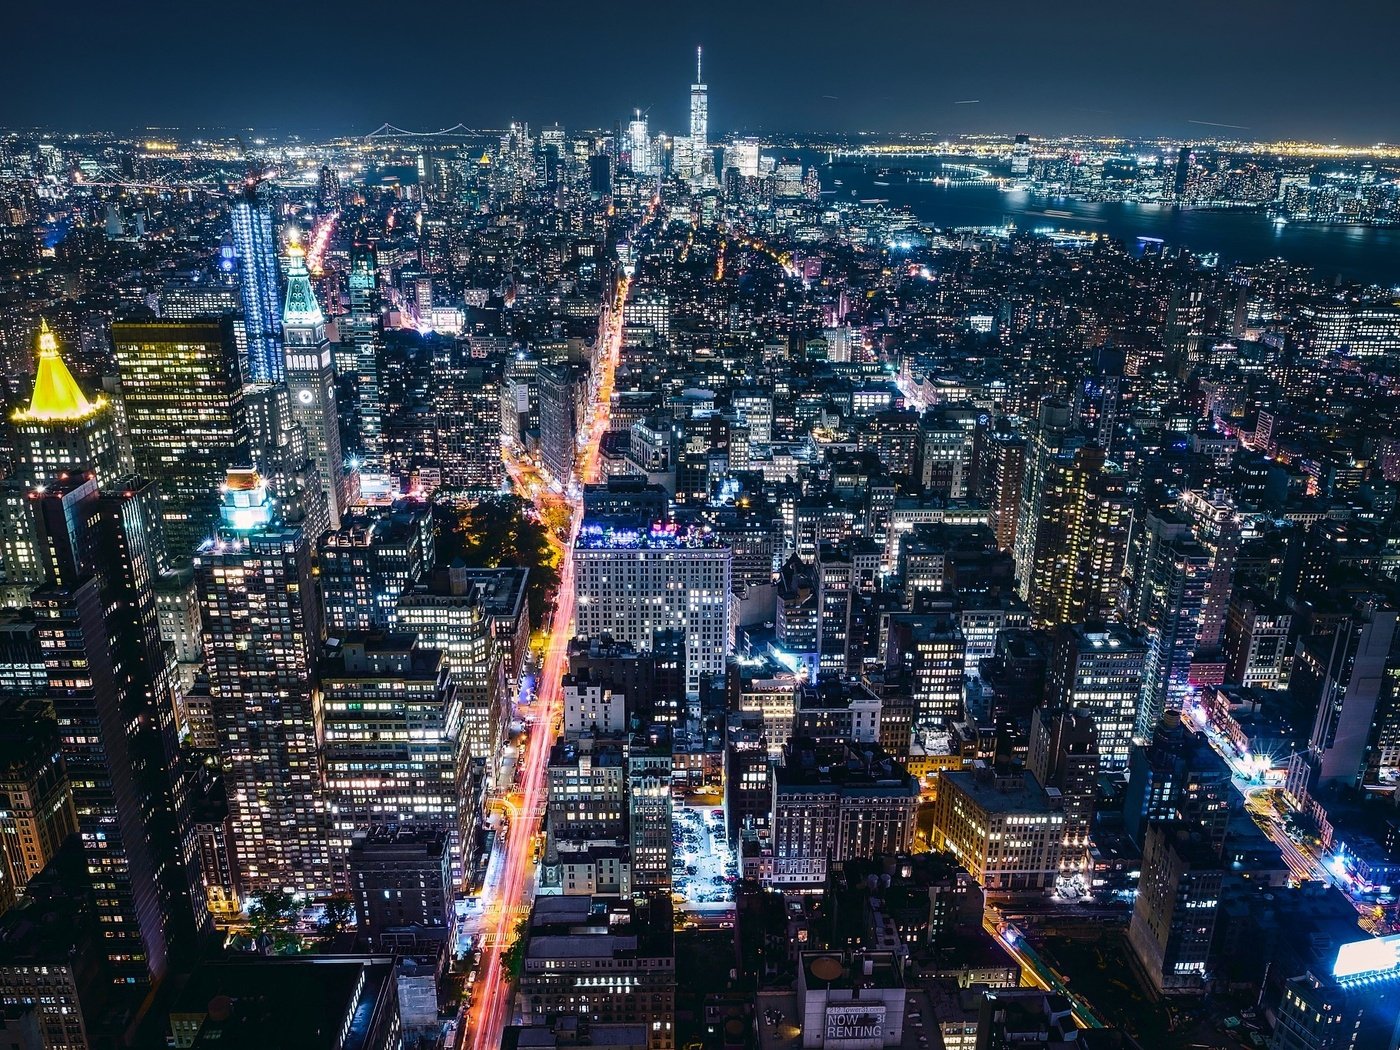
[282,238,344,529]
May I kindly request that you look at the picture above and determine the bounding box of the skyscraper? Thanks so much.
[688,46,709,185]
[1021,442,1132,628]
[242,379,329,540]
[1013,397,1072,598]
[31,474,209,988]
[282,239,344,531]
[627,111,651,176]
[345,245,382,465]
[10,319,132,489]
[537,362,578,485]
[194,469,332,895]
[1286,588,1400,804]
[1129,510,1211,739]
[319,634,467,881]
[230,181,283,383]
[4,321,134,603]
[573,521,732,695]
[1046,622,1148,771]
[111,317,252,554]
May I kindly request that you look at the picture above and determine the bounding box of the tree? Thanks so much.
[439,495,562,630]
[497,914,531,978]
[245,891,300,955]
[318,893,355,943]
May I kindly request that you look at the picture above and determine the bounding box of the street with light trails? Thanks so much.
[462,243,637,1050]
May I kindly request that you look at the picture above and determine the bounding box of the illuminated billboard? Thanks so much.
[1332,935,1400,979]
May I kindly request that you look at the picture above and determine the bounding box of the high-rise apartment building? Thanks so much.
[628,729,673,891]
[320,502,433,634]
[883,612,967,727]
[982,420,1026,553]
[1046,623,1148,771]
[574,522,732,695]
[30,474,209,988]
[1021,442,1132,628]
[194,469,332,895]
[433,349,503,489]
[230,182,283,383]
[395,565,505,781]
[319,634,466,881]
[1026,707,1098,873]
[816,544,853,677]
[111,317,251,554]
[1222,588,1292,691]
[1129,511,1211,739]
[1123,712,1232,855]
[1013,397,1072,595]
[1179,489,1240,653]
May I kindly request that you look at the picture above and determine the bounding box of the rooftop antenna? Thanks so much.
[696,46,703,84]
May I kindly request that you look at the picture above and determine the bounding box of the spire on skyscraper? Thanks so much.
[696,45,703,85]
[282,239,325,328]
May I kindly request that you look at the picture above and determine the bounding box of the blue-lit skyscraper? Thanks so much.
[230,181,283,382]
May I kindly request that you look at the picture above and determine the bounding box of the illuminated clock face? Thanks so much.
[297,388,315,405]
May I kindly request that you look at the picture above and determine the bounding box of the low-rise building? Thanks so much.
[771,740,919,891]
[517,894,675,1050]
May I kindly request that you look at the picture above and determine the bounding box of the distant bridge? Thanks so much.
[361,123,496,143]
[70,165,229,193]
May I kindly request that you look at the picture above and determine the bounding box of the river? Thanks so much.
[820,158,1400,287]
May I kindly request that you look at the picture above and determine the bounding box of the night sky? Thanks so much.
[8,0,1397,141]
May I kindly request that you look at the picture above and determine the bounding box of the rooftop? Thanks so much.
[576,521,728,550]
[169,956,397,1050]
[941,767,1062,815]
[13,320,105,424]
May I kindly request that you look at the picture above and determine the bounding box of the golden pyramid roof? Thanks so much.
[13,319,105,423]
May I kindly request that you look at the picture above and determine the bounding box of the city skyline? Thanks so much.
[7,1,1400,141]
[5,19,1400,1050]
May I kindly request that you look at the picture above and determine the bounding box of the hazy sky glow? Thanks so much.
[8,0,1397,141]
